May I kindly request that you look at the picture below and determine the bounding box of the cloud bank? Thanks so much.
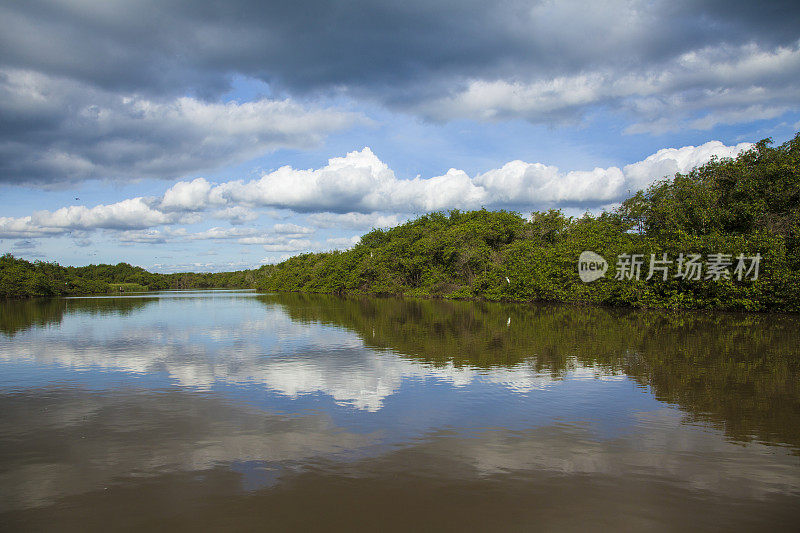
[0,141,752,245]
[419,42,800,133]
[0,1,797,186]
[0,69,360,185]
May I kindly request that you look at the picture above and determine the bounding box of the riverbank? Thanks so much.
[259,135,799,313]
[4,134,798,311]
[0,254,267,298]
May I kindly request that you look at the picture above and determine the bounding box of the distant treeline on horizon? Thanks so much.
[0,255,264,297]
[2,133,799,312]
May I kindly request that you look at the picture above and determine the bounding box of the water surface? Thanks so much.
[1,291,799,531]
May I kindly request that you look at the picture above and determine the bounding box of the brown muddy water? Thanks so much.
[1,291,799,531]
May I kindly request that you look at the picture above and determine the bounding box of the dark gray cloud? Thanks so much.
[3,1,798,98]
[0,0,798,185]
[0,69,358,185]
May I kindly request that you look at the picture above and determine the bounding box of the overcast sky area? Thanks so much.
[1,0,799,271]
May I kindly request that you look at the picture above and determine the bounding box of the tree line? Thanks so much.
[0,255,272,298]
[259,133,799,312]
[2,132,798,311]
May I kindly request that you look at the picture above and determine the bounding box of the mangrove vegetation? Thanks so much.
[260,134,800,312]
[2,133,799,311]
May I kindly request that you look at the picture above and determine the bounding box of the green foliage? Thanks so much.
[0,254,272,298]
[4,132,798,311]
[260,133,800,312]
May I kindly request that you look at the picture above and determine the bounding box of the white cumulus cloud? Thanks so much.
[419,42,800,131]
[0,141,753,244]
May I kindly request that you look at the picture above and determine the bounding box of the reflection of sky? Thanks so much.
[1,292,628,417]
[1,292,799,514]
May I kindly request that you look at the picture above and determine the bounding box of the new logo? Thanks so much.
[578,251,608,283]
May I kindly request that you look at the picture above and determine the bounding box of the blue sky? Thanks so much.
[1,0,799,272]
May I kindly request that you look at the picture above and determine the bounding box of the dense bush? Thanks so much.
[259,133,800,312]
[0,254,272,298]
[4,132,798,310]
